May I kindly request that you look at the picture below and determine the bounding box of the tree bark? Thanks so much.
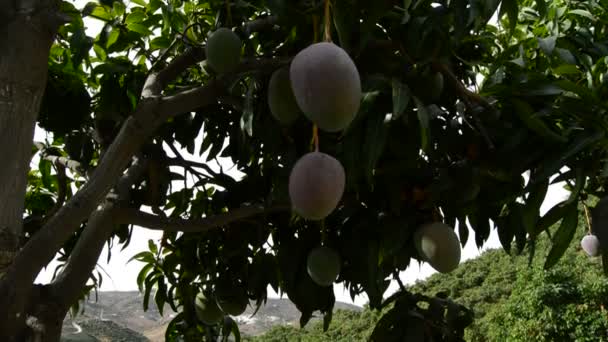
[0,1,59,275]
[0,1,63,340]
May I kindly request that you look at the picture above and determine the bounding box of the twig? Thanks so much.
[166,143,208,184]
[114,204,290,233]
[434,62,495,149]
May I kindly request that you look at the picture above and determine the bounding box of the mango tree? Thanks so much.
[3,0,608,341]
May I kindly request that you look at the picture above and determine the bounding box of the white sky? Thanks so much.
[34,2,570,308]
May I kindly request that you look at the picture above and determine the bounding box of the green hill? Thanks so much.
[250,205,608,341]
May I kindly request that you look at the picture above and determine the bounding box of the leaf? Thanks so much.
[332,0,356,52]
[392,79,411,119]
[131,0,147,6]
[150,36,171,50]
[88,5,113,21]
[125,12,146,24]
[552,64,579,76]
[322,309,333,332]
[136,263,154,293]
[555,48,577,64]
[363,113,389,186]
[413,96,431,152]
[106,29,120,49]
[535,200,570,236]
[457,217,469,248]
[499,0,518,34]
[522,178,548,235]
[534,130,604,181]
[126,22,152,35]
[496,216,514,254]
[148,239,158,255]
[512,99,566,143]
[538,36,557,55]
[544,202,578,269]
[155,276,167,316]
[129,251,156,264]
[568,9,595,21]
[240,80,255,137]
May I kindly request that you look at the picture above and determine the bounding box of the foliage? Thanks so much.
[243,309,382,342]
[20,0,608,339]
[411,199,608,341]
[251,200,608,341]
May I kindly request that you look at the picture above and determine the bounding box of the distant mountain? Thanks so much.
[60,291,362,341]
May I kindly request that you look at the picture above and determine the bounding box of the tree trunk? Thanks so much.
[0,1,62,340]
[0,2,58,273]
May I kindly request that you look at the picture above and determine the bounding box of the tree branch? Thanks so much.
[49,157,148,307]
[434,62,495,149]
[114,204,290,233]
[0,45,288,326]
[239,15,279,36]
[142,47,206,98]
[44,155,86,178]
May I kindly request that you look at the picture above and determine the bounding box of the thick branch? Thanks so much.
[142,47,206,97]
[49,157,148,307]
[115,204,290,233]
[43,155,86,177]
[239,15,279,36]
[1,48,287,332]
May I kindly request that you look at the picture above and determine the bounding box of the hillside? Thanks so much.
[60,292,361,341]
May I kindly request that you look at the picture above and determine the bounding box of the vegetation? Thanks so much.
[4,0,608,340]
[252,202,608,341]
[243,309,383,342]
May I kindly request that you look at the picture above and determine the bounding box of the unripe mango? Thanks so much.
[290,42,361,132]
[288,152,345,220]
[268,67,302,125]
[205,28,242,73]
[307,246,341,287]
[414,222,461,273]
[194,292,224,325]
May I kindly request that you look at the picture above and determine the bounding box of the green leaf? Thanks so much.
[129,251,156,264]
[136,263,154,293]
[555,48,577,64]
[150,36,171,50]
[363,113,389,186]
[568,9,595,21]
[131,0,147,6]
[544,202,578,269]
[392,79,411,119]
[538,36,557,55]
[332,0,356,52]
[106,28,120,48]
[112,1,126,17]
[522,178,548,235]
[126,12,146,24]
[413,96,431,152]
[534,130,604,181]
[126,22,152,35]
[240,80,255,137]
[89,5,113,21]
[148,239,158,255]
[499,0,518,34]
[552,64,579,75]
[512,99,566,143]
[535,200,570,236]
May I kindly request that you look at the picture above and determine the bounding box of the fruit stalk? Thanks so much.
[583,201,592,234]
[312,124,320,152]
[225,0,232,26]
[324,0,332,42]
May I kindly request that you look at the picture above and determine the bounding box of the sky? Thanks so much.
[34,2,572,308]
